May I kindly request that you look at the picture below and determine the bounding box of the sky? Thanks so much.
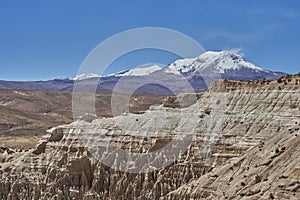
[0,0,299,81]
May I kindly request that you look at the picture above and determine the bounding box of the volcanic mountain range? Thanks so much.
[0,51,286,95]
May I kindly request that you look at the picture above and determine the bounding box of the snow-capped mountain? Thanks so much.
[164,51,265,75]
[71,73,100,80]
[0,50,286,94]
[65,50,282,81]
[67,65,162,80]
[111,65,162,77]
[108,50,283,80]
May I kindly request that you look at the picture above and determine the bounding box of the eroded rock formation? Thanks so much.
[0,76,299,199]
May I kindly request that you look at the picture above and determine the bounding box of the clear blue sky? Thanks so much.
[0,0,299,80]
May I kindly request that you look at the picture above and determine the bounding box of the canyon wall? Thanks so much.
[0,77,299,199]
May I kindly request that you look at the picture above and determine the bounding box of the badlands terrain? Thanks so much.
[0,73,299,199]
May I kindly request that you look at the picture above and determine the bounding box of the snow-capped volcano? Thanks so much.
[164,50,265,75]
[55,51,284,84]
[108,50,282,80]
[0,50,286,94]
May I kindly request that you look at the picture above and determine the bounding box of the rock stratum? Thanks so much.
[0,74,300,199]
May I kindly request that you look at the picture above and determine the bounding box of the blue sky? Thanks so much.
[0,0,299,80]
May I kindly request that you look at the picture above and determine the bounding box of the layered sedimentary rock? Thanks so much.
[0,76,299,199]
[165,123,300,200]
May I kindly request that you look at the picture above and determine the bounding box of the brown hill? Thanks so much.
[0,89,167,149]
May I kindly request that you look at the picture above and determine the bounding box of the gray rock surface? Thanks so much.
[0,76,299,199]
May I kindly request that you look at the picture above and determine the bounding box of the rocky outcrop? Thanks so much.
[165,124,300,200]
[0,76,299,199]
[48,127,64,142]
[32,141,47,155]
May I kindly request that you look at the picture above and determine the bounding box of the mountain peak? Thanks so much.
[71,73,100,80]
[200,50,264,73]
[54,50,283,83]
[113,65,162,77]
[165,50,264,75]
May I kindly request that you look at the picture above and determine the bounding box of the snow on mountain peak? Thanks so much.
[114,65,162,77]
[198,50,264,73]
[67,51,267,80]
[165,50,264,75]
[164,58,196,75]
[71,73,100,80]
[54,76,68,80]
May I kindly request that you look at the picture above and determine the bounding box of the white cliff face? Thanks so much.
[166,125,300,200]
[0,76,300,199]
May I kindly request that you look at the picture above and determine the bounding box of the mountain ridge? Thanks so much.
[0,51,286,94]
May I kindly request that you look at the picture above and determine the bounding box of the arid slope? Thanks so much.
[0,74,299,199]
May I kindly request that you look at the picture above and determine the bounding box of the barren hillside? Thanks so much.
[0,89,167,149]
[0,74,299,199]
